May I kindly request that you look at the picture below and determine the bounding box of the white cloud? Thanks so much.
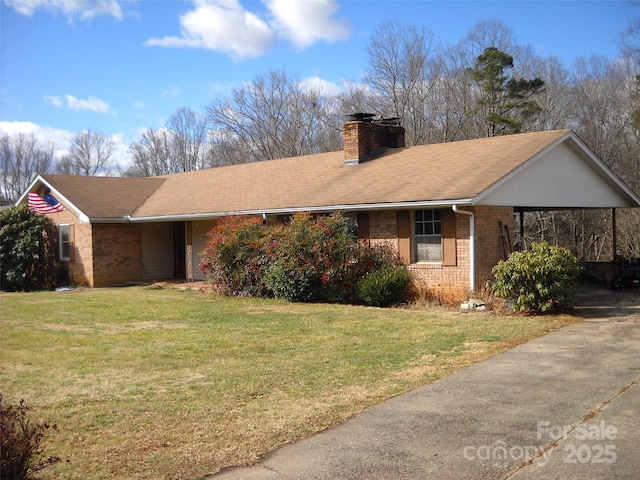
[146,0,274,60]
[161,86,184,98]
[0,121,132,171]
[108,132,131,170]
[207,80,238,98]
[146,0,349,59]
[4,0,125,21]
[44,94,112,113]
[66,94,111,113]
[299,76,343,97]
[44,95,64,108]
[266,0,349,49]
[0,121,74,160]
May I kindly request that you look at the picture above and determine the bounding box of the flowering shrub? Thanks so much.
[199,216,271,296]
[491,243,583,313]
[264,212,360,303]
[200,212,412,306]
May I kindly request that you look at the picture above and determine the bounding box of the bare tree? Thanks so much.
[56,130,115,176]
[167,107,209,172]
[127,128,175,176]
[570,56,630,169]
[429,45,479,142]
[206,69,339,163]
[620,1,640,59]
[531,56,574,131]
[0,133,55,204]
[336,81,380,117]
[460,18,518,63]
[363,21,438,146]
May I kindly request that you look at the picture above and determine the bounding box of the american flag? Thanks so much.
[28,192,66,214]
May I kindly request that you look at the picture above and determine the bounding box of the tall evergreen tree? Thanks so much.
[469,47,545,136]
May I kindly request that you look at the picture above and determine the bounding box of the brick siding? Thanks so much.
[91,224,142,287]
[344,121,405,164]
[474,206,515,284]
[367,206,515,300]
[45,209,93,286]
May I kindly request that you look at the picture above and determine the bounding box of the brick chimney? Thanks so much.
[343,113,405,165]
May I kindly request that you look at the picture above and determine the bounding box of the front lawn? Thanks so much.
[0,286,575,479]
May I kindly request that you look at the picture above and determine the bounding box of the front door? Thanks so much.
[173,221,186,279]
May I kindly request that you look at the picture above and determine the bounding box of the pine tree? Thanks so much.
[469,47,545,136]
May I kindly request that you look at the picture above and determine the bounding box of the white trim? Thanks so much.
[452,205,475,293]
[125,199,475,223]
[16,175,91,223]
[59,223,71,261]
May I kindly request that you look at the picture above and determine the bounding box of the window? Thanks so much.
[414,209,442,262]
[59,224,71,261]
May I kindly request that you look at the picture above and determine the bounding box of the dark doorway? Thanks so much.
[173,221,186,279]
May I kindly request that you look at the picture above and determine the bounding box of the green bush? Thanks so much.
[357,265,413,307]
[0,205,63,292]
[263,212,360,303]
[264,261,321,303]
[200,212,410,306]
[491,243,583,313]
[0,393,60,480]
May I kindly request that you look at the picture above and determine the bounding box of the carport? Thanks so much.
[468,131,640,285]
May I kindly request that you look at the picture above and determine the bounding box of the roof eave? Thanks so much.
[126,199,475,222]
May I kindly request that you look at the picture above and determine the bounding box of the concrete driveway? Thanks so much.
[210,287,640,480]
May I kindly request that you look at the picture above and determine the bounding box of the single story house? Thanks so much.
[17,118,640,297]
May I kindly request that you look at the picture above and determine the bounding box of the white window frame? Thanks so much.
[59,224,71,261]
[413,209,442,262]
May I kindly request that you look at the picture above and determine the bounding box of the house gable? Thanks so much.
[474,133,640,208]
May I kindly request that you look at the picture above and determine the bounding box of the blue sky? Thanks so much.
[1,0,637,170]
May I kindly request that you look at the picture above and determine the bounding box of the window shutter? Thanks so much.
[69,224,76,262]
[441,209,457,266]
[397,210,411,264]
[357,212,370,243]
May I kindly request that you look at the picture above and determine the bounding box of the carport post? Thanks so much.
[612,208,617,259]
[518,207,525,251]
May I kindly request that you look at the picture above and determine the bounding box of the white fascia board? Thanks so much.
[126,199,475,223]
[15,176,42,205]
[16,175,91,223]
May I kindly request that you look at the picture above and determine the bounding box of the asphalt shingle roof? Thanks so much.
[41,175,166,219]
[42,129,572,220]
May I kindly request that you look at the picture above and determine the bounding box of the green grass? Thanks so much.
[0,286,575,479]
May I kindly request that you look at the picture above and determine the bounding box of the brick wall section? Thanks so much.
[473,206,515,285]
[410,213,471,300]
[344,121,405,164]
[72,221,93,286]
[369,210,399,249]
[367,206,515,300]
[91,224,142,287]
[368,209,470,298]
[44,209,93,286]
